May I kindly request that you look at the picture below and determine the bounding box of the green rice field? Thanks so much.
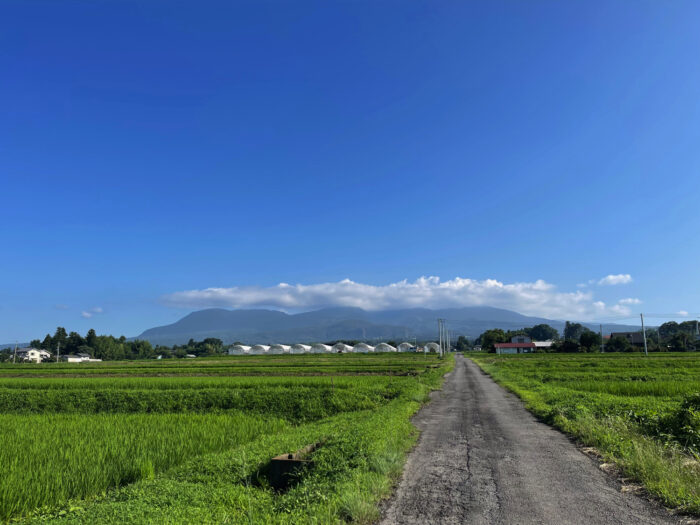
[469,352,700,515]
[0,353,451,524]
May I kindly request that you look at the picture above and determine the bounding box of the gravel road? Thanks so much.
[379,354,682,525]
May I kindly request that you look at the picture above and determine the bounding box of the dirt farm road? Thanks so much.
[379,354,683,525]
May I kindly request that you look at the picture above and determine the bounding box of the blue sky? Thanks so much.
[2,1,699,341]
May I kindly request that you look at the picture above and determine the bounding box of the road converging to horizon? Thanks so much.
[380,354,681,525]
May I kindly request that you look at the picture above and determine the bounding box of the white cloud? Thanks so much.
[598,274,633,286]
[678,310,689,317]
[81,307,103,319]
[162,276,639,321]
[618,298,642,305]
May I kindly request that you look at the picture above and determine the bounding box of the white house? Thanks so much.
[17,348,51,363]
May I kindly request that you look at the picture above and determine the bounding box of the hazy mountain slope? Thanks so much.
[135,307,640,346]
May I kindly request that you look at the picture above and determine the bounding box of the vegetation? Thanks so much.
[0,353,452,523]
[469,352,700,515]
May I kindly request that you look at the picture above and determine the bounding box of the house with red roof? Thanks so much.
[494,335,537,355]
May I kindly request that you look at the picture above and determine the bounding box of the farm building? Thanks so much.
[374,343,397,352]
[332,343,353,353]
[249,345,270,355]
[268,344,290,354]
[60,353,102,363]
[352,343,374,353]
[397,342,415,352]
[290,344,311,354]
[310,344,333,353]
[533,340,554,349]
[16,348,51,363]
[423,342,440,353]
[494,342,536,354]
[610,331,646,347]
[228,345,251,355]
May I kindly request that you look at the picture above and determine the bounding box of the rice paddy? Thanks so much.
[0,353,451,523]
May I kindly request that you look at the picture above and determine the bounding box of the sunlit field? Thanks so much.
[0,353,451,523]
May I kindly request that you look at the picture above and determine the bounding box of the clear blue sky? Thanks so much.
[2,1,699,341]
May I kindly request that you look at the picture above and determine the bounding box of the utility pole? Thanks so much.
[438,319,442,357]
[600,324,604,353]
[56,342,60,363]
[640,313,648,357]
[12,342,17,364]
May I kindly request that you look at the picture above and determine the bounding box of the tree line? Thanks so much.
[469,320,698,353]
[0,327,229,362]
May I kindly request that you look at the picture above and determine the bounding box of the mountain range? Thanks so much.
[135,306,640,346]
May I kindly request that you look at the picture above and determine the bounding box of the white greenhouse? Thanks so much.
[310,344,333,354]
[374,343,397,352]
[290,344,311,354]
[332,342,353,353]
[352,343,375,353]
[398,342,415,352]
[228,345,251,355]
[249,344,270,355]
[424,342,440,353]
[268,344,291,354]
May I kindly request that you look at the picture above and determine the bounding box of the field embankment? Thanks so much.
[0,353,452,524]
[469,352,700,515]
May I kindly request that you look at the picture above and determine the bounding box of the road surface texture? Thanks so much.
[380,354,683,525]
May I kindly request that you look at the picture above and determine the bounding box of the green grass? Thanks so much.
[0,353,452,523]
[469,352,700,515]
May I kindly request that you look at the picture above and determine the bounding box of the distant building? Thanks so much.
[610,331,646,347]
[60,354,102,363]
[511,335,532,344]
[495,336,536,354]
[533,340,554,349]
[16,348,51,363]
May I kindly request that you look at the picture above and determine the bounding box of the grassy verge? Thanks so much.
[468,353,700,515]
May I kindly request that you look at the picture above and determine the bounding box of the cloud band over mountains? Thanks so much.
[162,276,639,320]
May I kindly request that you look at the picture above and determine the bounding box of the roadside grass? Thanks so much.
[2,353,453,523]
[469,352,700,515]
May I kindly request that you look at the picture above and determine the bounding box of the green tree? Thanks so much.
[85,329,98,349]
[65,332,85,354]
[52,327,68,351]
[40,334,53,350]
[606,335,633,352]
[480,329,507,353]
[527,324,559,341]
[564,321,584,341]
[580,329,601,350]
[29,339,41,349]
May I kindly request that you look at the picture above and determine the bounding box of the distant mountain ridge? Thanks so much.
[135,307,640,346]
